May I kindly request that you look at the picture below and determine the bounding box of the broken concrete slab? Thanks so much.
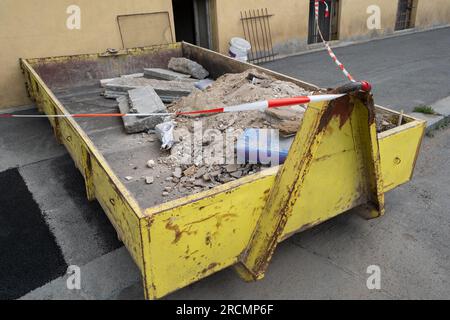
[100,78,120,87]
[121,73,144,79]
[117,87,168,134]
[168,57,209,80]
[105,77,195,99]
[100,74,144,87]
[128,86,167,115]
[144,68,192,81]
[103,90,127,99]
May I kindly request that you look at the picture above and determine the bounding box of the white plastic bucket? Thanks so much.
[229,37,251,62]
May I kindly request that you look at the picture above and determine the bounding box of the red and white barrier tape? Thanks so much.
[177,94,344,116]
[0,94,344,119]
[315,0,356,83]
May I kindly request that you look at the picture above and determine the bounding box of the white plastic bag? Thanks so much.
[155,120,176,150]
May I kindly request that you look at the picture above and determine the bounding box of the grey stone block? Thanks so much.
[117,87,168,134]
[103,90,127,99]
[105,77,194,98]
[100,74,144,87]
[128,86,166,114]
[143,68,191,81]
[168,57,209,79]
[100,78,118,87]
[121,73,144,79]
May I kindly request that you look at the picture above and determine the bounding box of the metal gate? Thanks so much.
[308,0,339,44]
[395,0,417,31]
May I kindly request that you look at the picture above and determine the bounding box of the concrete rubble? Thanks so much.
[104,77,195,102]
[148,69,312,199]
[168,57,210,80]
[144,68,193,81]
[117,86,168,134]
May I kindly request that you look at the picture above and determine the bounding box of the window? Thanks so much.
[395,0,418,31]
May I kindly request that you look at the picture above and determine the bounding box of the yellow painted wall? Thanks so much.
[213,0,450,55]
[0,0,174,109]
[213,0,309,55]
[416,0,450,28]
[339,0,398,39]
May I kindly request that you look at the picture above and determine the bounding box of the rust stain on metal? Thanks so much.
[354,92,376,125]
[201,263,219,275]
[184,250,199,260]
[165,220,196,244]
[318,95,353,132]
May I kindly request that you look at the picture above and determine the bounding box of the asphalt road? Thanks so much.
[263,27,450,113]
[1,28,449,300]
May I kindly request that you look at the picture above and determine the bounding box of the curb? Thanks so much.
[410,96,450,135]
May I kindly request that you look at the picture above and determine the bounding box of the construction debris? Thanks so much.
[168,69,308,139]
[140,69,313,199]
[155,120,176,149]
[144,68,193,81]
[195,79,215,91]
[168,57,210,79]
[104,77,195,100]
[376,113,398,132]
[121,73,145,79]
[147,160,156,168]
[117,87,168,134]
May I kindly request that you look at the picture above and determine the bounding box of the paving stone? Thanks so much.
[144,68,191,81]
[117,87,168,134]
[105,77,194,99]
[103,90,127,99]
[128,86,166,115]
[121,73,144,79]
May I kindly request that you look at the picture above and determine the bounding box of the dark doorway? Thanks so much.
[172,0,212,49]
[308,0,340,44]
[395,0,417,31]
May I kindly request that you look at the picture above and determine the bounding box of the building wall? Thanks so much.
[212,0,450,56]
[416,0,450,28]
[213,0,309,55]
[0,0,174,109]
[339,0,398,40]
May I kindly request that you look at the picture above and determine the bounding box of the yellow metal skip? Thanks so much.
[20,43,425,299]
